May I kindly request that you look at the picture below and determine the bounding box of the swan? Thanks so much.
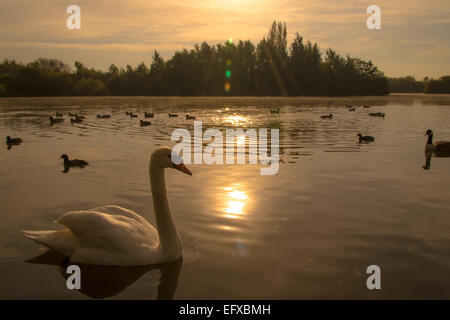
[23,147,191,266]
[425,129,450,155]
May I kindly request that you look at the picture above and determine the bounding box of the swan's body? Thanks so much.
[24,147,191,266]
[425,129,450,156]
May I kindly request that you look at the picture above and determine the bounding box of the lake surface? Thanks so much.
[0,95,449,299]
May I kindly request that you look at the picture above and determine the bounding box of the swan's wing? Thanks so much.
[88,205,153,228]
[22,229,77,257]
[55,208,160,265]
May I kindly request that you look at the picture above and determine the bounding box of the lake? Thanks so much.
[0,94,449,299]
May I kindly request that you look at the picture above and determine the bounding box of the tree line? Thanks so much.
[1,21,394,97]
[388,76,450,94]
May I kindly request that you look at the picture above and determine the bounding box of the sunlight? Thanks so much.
[222,185,249,220]
[223,115,249,126]
[236,135,246,145]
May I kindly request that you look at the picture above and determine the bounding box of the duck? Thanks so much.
[321,114,333,119]
[125,111,132,116]
[363,105,370,108]
[140,120,151,127]
[424,129,450,156]
[23,147,192,266]
[185,114,196,120]
[68,112,77,117]
[345,104,353,108]
[6,136,23,144]
[97,114,111,119]
[70,116,84,124]
[168,113,178,117]
[348,107,356,112]
[49,116,64,124]
[60,154,89,167]
[55,112,63,117]
[369,112,385,118]
[130,113,138,118]
[357,133,375,142]
[144,112,154,118]
[270,108,280,114]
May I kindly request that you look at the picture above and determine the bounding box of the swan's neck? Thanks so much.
[427,134,433,145]
[150,160,180,256]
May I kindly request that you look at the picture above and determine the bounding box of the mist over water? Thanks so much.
[0,95,449,299]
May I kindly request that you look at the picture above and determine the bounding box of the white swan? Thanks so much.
[22,147,192,266]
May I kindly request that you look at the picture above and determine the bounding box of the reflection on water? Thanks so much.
[27,250,182,300]
[423,150,450,170]
[0,95,450,299]
[423,153,432,170]
[223,186,249,219]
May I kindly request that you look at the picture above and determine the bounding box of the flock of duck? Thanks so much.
[49,110,197,127]
[6,105,450,157]
[6,104,449,267]
[320,104,387,142]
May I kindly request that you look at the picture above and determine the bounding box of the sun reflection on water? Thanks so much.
[222,185,249,220]
[223,115,251,126]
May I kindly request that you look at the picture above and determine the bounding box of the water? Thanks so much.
[0,95,449,299]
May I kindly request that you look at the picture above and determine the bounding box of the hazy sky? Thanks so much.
[0,0,449,79]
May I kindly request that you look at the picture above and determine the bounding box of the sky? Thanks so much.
[0,0,449,79]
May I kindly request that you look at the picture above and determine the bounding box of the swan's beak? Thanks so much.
[173,163,192,176]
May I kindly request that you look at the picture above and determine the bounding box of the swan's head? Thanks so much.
[425,129,433,136]
[152,147,192,176]
[357,133,362,137]
[60,154,69,161]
